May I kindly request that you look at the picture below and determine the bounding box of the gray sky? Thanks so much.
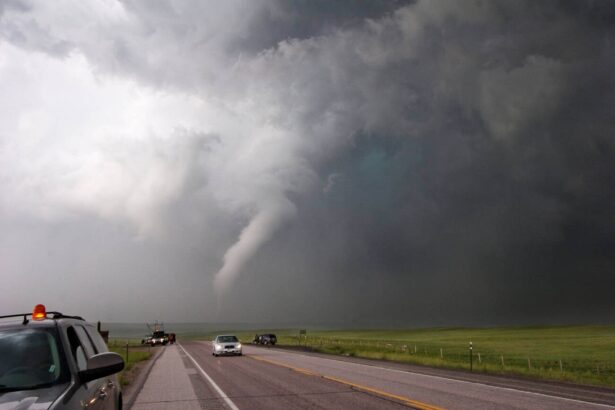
[1,0,614,326]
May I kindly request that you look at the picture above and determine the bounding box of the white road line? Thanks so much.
[178,343,240,410]
[263,349,615,409]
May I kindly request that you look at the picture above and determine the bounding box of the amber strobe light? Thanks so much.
[32,304,46,320]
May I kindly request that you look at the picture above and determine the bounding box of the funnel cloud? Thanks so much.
[214,197,296,294]
[1,0,614,326]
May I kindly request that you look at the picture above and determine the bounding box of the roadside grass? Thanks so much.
[108,339,152,387]
[225,326,615,387]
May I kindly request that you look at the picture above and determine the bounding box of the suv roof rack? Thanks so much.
[50,312,85,320]
[0,312,85,322]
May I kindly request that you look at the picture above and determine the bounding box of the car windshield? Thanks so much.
[0,328,69,391]
[217,336,238,343]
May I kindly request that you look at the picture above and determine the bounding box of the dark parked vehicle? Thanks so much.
[252,333,277,345]
[0,304,124,409]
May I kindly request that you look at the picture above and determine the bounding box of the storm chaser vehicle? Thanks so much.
[149,330,168,346]
[0,304,124,409]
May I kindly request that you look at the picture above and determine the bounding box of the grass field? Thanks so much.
[107,325,615,387]
[216,326,615,387]
[108,339,152,386]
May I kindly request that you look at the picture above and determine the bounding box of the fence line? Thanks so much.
[280,335,614,383]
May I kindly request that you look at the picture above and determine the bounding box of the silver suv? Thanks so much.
[0,305,124,409]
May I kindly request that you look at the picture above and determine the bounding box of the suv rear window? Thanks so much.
[0,328,69,391]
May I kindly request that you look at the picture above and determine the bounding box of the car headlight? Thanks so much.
[237,343,242,348]
[215,343,222,350]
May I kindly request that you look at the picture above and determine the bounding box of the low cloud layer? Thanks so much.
[1,0,614,325]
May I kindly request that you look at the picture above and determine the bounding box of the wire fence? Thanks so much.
[279,336,615,386]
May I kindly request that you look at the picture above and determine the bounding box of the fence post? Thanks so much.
[527,358,531,370]
[501,355,504,368]
[469,342,473,371]
[440,348,443,359]
[125,343,129,364]
[478,352,481,364]
[559,359,563,373]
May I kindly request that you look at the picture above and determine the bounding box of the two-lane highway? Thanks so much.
[177,341,413,409]
[133,341,615,409]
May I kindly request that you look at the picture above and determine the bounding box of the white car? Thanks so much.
[212,335,242,356]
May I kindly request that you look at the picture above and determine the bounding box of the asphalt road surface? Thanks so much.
[169,341,615,410]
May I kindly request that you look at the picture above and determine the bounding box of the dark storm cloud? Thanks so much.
[1,0,614,325]
[230,0,414,53]
[211,0,615,324]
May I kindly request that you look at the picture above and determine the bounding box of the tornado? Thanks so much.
[214,197,297,294]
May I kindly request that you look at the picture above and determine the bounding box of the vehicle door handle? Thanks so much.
[98,389,108,400]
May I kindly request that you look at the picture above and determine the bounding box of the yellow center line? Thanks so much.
[249,354,445,410]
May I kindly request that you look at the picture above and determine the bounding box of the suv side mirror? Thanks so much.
[79,352,125,383]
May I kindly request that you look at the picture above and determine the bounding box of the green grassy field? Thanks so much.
[220,326,615,387]
[108,339,152,386]
[106,325,615,387]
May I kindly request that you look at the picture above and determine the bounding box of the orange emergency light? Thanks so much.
[32,304,47,320]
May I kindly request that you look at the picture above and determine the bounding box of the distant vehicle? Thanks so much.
[168,333,176,344]
[150,330,168,346]
[0,304,124,409]
[141,335,153,345]
[252,333,277,345]
[212,335,242,356]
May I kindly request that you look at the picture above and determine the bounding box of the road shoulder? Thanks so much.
[123,346,165,409]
